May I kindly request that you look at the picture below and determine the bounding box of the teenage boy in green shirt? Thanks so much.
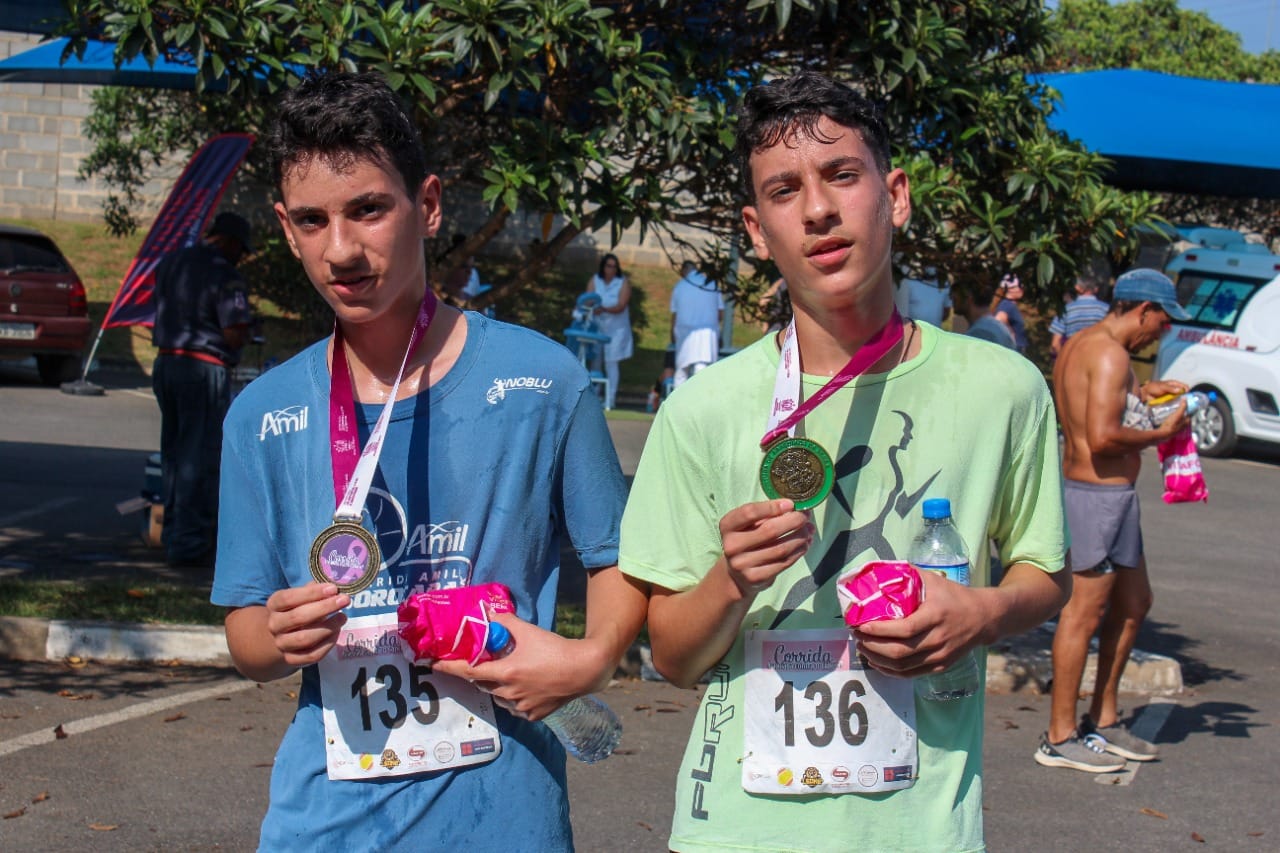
[619,72,1071,852]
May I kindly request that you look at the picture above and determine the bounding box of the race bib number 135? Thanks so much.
[319,614,501,781]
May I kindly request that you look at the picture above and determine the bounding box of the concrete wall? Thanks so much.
[0,30,182,222]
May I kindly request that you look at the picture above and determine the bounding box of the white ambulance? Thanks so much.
[1154,242,1280,457]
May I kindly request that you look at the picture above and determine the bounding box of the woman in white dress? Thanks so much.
[587,253,633,409]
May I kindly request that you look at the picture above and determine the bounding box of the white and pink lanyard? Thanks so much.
[762,310,905,448]
[327,291,438,521]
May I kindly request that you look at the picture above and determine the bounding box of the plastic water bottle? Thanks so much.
[484,622,622,763]
[1149,391,1216,424]
[908,498,981,701]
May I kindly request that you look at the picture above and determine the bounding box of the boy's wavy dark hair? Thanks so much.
[735,72,892,202]
[268,71,427,198]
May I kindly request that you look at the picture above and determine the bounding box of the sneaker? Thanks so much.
[1080,714,1159,762]
[1033,731,1125,773]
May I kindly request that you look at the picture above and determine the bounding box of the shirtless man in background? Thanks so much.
[1038,268,1191,772]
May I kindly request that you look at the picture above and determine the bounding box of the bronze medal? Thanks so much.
[309,520,381,594]
[760,437,835,510]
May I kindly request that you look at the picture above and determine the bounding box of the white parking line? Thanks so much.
[0,496,79,528]
[0,679,255,760]
[119,388,155,400]
[1095,699,1177,786]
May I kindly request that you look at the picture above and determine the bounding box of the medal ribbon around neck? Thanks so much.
[310,289,437,593]
[329,289,438,516]
[759,310,904,510]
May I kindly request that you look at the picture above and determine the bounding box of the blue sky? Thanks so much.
[1180,0,1278,53]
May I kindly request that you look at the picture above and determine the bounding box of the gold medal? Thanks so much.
[760,437,835,510]
[309,520,381,594]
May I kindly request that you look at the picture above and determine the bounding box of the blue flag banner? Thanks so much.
[102,132,254,329]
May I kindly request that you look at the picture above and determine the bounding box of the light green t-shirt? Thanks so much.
[619,322,1066,853]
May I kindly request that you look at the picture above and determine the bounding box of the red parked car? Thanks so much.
[0,224,91,385]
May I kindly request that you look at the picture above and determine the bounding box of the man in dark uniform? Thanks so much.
[151,211,254,567]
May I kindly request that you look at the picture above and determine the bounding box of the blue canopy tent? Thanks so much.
[0,37,213,90]
[1039,69,1280,199]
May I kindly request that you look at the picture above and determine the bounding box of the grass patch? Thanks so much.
[0,579,223,625]
[0,580,629,642]
[604,408,655,422]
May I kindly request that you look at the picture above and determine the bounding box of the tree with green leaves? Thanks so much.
[1043,0,1280,247]
[1047,0,1280,83]
[63,0,1159,334]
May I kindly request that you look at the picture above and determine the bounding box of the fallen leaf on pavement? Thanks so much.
[632,705,652,711]
[31,792,49,804]
[1248,832,1265,837]
[1017,705,1036,712]
[4,807,26,819]
[1191,832,1205,843]
[57,689,94,701]
[286,691,298,699]
[656,707,681,713]
[126,588,148,599]
[88,823,118,831]
[1002,720,1019,730]
[53,724,68,740]
[612,748,637,755]
[240,725,254,732]
[1140,808,1168,820]
[164,712,186,723]
[637,821,653,831]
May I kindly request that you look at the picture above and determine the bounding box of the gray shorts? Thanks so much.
[1064,479,1144,573]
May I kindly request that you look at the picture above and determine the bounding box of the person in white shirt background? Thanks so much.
[669,260,724,387]
[587,252,633,409]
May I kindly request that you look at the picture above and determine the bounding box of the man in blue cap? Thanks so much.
[1038,268,1191,772]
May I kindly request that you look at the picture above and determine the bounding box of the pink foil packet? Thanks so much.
[1157,427,1209,504]
[836,561,923,628]
[397,583,516,665]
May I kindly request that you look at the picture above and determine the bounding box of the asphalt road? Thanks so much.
[2,358,1278,851]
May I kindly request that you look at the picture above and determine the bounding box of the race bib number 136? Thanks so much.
[743,629,917,795]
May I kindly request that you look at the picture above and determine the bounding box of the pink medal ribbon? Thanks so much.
[762,309,905,448]
[309,289,437,593]
[757,310,905,510]
[328,290,437,517]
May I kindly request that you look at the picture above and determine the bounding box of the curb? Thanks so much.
[985,624,1183,696]
[636,624,1183,697]
[0,618,1183,697]
[0,616,230,665]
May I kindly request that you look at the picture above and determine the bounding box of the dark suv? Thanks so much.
[1,224,91,385]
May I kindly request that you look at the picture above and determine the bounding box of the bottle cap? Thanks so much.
[485,621,511,653]
[922,497,952,519]
[1207,391,1217,403]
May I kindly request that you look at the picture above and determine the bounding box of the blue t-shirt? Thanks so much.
[213,312,626,851]
[1048,294,1109,339]
[997,298,1028,351]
